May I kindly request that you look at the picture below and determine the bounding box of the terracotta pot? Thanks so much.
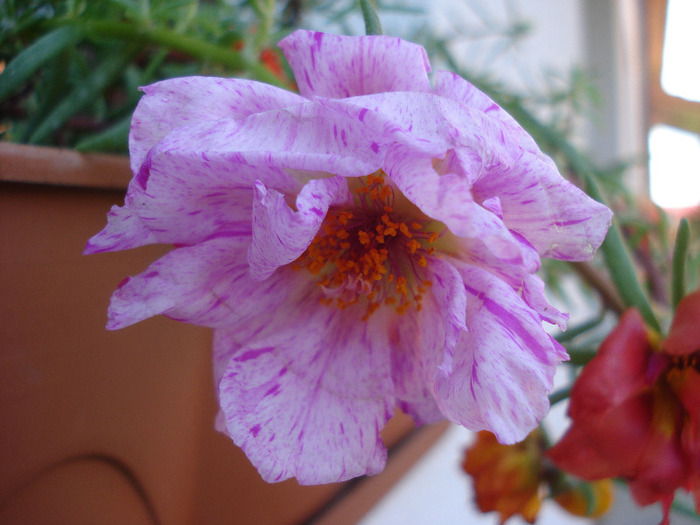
[0,143,446,525]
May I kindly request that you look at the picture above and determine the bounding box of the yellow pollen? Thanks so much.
[294,171,438,319]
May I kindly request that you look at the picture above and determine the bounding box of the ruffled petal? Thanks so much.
[389,257,467,424]
[106,236,312,330]
[324,90,611,261]
[434,261,567,443]
[86,98,388,254]
[278,30,431,99]
[432,71,552,166]
[149,102,384,178]
[130,76,304,172]
[431,73,613,261]
[383,145,523,261]
[471,151,613,261]
[322,91,514,165]
[217,301,395,484]
[248,176,351,280]
[522,273,569,330]
[84,173,256,254]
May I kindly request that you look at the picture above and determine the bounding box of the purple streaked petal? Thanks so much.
[147,101,384,179]
[522,273,569,330]
[84,179,255,254]
[106,236,314,330]
[248,176,351,280]
[389,257,467,424]
[433,72,613,260]
[218,303,394,484]
[383,146,523,261]
[130,76,304,173]
[434,261,568,443]
[278,30,431,99]
[432,71,553,166]
[322,91,518,172]
[472,151,613,261]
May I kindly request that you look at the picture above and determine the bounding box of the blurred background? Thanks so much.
[1,0,699,524]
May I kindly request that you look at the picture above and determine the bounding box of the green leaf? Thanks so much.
[360,0,383,35]
[68,19,284,87]
[27,49,135,144]
[583,173,661,332]
[672,218,691,310]
[74,115,130,152]
[0,26,83,102]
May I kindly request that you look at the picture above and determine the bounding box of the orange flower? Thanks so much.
[464,429,614,523]
[548,290,700,525]
[463,430,546,524]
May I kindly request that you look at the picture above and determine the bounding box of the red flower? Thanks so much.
[548,290,700,524]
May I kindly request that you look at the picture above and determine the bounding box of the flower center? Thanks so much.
[295,172,439,320]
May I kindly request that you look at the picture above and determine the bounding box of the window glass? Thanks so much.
[648,124,700,209]
[661,0,700,102]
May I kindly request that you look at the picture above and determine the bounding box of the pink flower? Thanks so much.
[548,291,700,524]
[86,31,612,484]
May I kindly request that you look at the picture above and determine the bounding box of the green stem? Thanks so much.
[55,19,285,88]
[360,0,383,35]
[566,346,599,366]
[252,0,277,53]
[671,218,691,310]
[583,173,661,332]
[555,313,605,343]
[549,387,572,406]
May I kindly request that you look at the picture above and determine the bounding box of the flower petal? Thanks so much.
[217,302,395,484]
[432,72,612,261]
[322,91,513,164]
[664,289,700,356]
[86,98,388,255]
[84,172,256,254]
[472,151,612,261]
[567,309,651,419]
[522,273,569,330]
[432,71,552,165]
[150,102,384,178]
[130,76,304,172]
[433,261,567,443]
[547,395,654,480]
[106,236,312,330]
[389,257,467,424]
[278,30,431,98]
[383,146,523,261]
[248,176,351,280]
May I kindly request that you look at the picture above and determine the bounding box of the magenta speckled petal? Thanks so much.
[279,30,431,98]
[248,176,351,280]
[152,102,384,177]
[106,237,312,330]
[383,146,522,261]
[389,257,467,424]
[218,303,394,484]
[522,273,569,330]
[473,151,613,261]
[130,76,304,173]
[434,260,568,443]
[432,71,551,164]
